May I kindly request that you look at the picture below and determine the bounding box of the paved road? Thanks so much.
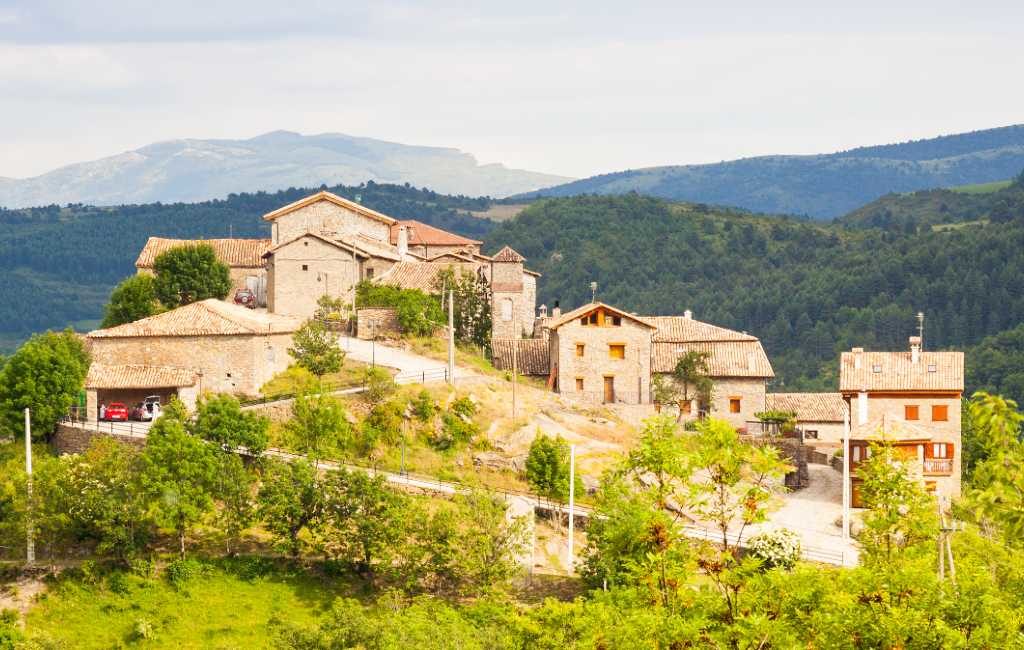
[338,335,475,381]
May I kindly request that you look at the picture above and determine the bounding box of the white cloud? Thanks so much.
[0,2,1023,179]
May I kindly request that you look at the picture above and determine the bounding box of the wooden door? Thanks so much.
[603,376,614,403]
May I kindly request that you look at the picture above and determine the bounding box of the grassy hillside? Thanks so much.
[483,191,1024,394]
[524,125,1024,218]
[0,182,498,346]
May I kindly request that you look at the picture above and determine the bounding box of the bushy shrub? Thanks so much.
[411,390,436,422]
[363,367,397,406]
[450,396,477,419]
[165,558,204,587]
[748,529,802,570]
[131,618,157,641]
[356,282,443,336]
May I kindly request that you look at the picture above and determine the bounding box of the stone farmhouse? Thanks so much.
[841,336,963,503]
[493,302,774,429]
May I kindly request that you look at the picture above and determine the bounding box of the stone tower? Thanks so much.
[490,246,526,339]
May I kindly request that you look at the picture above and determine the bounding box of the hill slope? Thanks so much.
[483,192,1024,393]
[0,131,571,208]
[524,125,1024,218]
[0,182,498,340]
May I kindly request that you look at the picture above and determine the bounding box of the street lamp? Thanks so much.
[401,404,412,476]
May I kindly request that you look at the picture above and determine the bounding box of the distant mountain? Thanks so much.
[0,131,572,208]
[523,125,1024,219]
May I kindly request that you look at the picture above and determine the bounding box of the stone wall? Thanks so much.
[52,424,146,456]
[552,315,652,404]
[267,234,361,318]
[662,376,767,430]
[357,308,400,340]
[271,200,391,246]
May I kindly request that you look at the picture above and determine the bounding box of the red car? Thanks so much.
[103,402,129,422]
[233,288,256,309]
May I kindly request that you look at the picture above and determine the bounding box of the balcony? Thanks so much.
[923,458,953,475]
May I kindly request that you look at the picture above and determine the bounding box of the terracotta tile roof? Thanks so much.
[88,299,302,338]
[390,220,482,247]
[646,316,757,343]
[492,246,525,263]
[350,233,404,261]
[839,350,964,392]
[652,341,774,378]
[546,302,656,330]
[262,191,396,225]
[86,363,198,389]
[135,237,271,269]
[374,262,481,293]
[849,413,935,442]
[491,338,550,375]
[266,232,369,258]
[426,251,479,263]
[766,393,845,422]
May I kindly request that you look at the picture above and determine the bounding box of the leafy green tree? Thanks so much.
[139,413,220,557]
[524,433,581,505]
[152,243,231,307]
[288,319,344,377]
[445,490,528,595]
[191,394,269,456]
[356,281,443,336]
[101,274,161,327]
[362,367,397,408]
[258,459,323,557]
[671,351,712,417]
[213,453,257,556]
[651,374,679,408]
[286,387,350,465]
[0,330,89,439]
[322,469,405,577]
[965,391,1024,544]
[625,415,692,501]
[435,266,493,347]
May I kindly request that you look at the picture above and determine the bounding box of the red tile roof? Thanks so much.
[839,350,964,392]
[390,220,482,247]
[491,339,550,375]
[492,246,525,263]
[86,363,198,389]
[135,237,270,269]
[766,393,845,422]
[88,299,302,338]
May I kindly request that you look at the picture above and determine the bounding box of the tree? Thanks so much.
[362,367,396,408]
[101,274,161,327]
[435,266,493,348]
[286,387,350,465]
[321,469,406,577]
[139,413,220,557]
[288,319,344,377]
[671,351,713,418]
[0,330,90,439]
[965,392,1024,544]
[625,415,692,502]
[651,374,679,408]
[524,433,582,506]
[445,490,528,595]
[258,459,323,557]
[213,453,257,555]
[191,394,269,456]
[152,243,231,307]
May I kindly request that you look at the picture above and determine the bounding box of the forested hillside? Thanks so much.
[524,124,1024,218]
[0,182,497,341]
[484,183,1024,396]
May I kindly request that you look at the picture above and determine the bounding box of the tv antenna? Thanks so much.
[590,281,598,303]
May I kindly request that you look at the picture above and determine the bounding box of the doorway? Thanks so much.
[603,376,615,403]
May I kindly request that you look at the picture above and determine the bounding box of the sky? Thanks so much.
[1,0,1023,179]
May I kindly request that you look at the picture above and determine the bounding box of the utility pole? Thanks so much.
[512,312,518,422]
[25,408,34,567]
[567,444,576,573]
[841,401,850,565]
[447,289,455,384]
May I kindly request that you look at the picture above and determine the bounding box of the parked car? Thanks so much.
[233,288,256,309]
[104,402,129,422]
[130,396,162,421]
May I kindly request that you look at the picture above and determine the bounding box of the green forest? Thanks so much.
[483,173,1024,399]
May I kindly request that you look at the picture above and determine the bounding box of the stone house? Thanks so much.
[85,299,301,415]
[265,233,367,317]
[765,392,846,443]
[135,237,271,302]
[840,337,964,502]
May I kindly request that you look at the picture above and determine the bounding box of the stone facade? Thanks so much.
[269,198,391,246]
[491,257,528,339]
[550,307,653,405]
[267,234,362,317]
[660,375,767,430]
[357,308,400,340]
[89,332,292,398]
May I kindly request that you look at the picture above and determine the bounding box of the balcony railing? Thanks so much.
[923,458,953,475]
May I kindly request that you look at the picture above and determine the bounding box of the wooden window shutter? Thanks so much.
[905,405,919,420]
[932,404,949,421]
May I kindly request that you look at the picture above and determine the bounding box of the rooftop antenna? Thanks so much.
[917,312,925,349]
[590,281,598,303]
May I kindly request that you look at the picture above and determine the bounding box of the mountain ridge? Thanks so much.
[522,125,1024,218]
[0,131,572,208]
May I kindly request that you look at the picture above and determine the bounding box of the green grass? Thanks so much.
[948,179,1013,194]
[24,558,354,649]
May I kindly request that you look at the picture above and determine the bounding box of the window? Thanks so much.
[805,430,819,439]
[302,264,309,271]
[932,404,949,421]
[611,315,622,326]
[932,443,948,458]
[927,363,937,373]
[575,343,585,357]
[501,298,513,322]
[680,400,692,414]
[872,364,882,373]
[905,405,919,420]
[609,344,625,359]
[575,377,584,391]
[366,268,375,279]
[852,446,861,462]
[729,397,741,413]
[588,313,598,325]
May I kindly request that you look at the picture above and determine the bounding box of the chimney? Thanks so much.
[538,304,548,319]
[858,390,869,425]
[552,299,561,319]
[397,225,409,260]
[852,347,864,369]
[683,309,693,319]
[909,336,921,364]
